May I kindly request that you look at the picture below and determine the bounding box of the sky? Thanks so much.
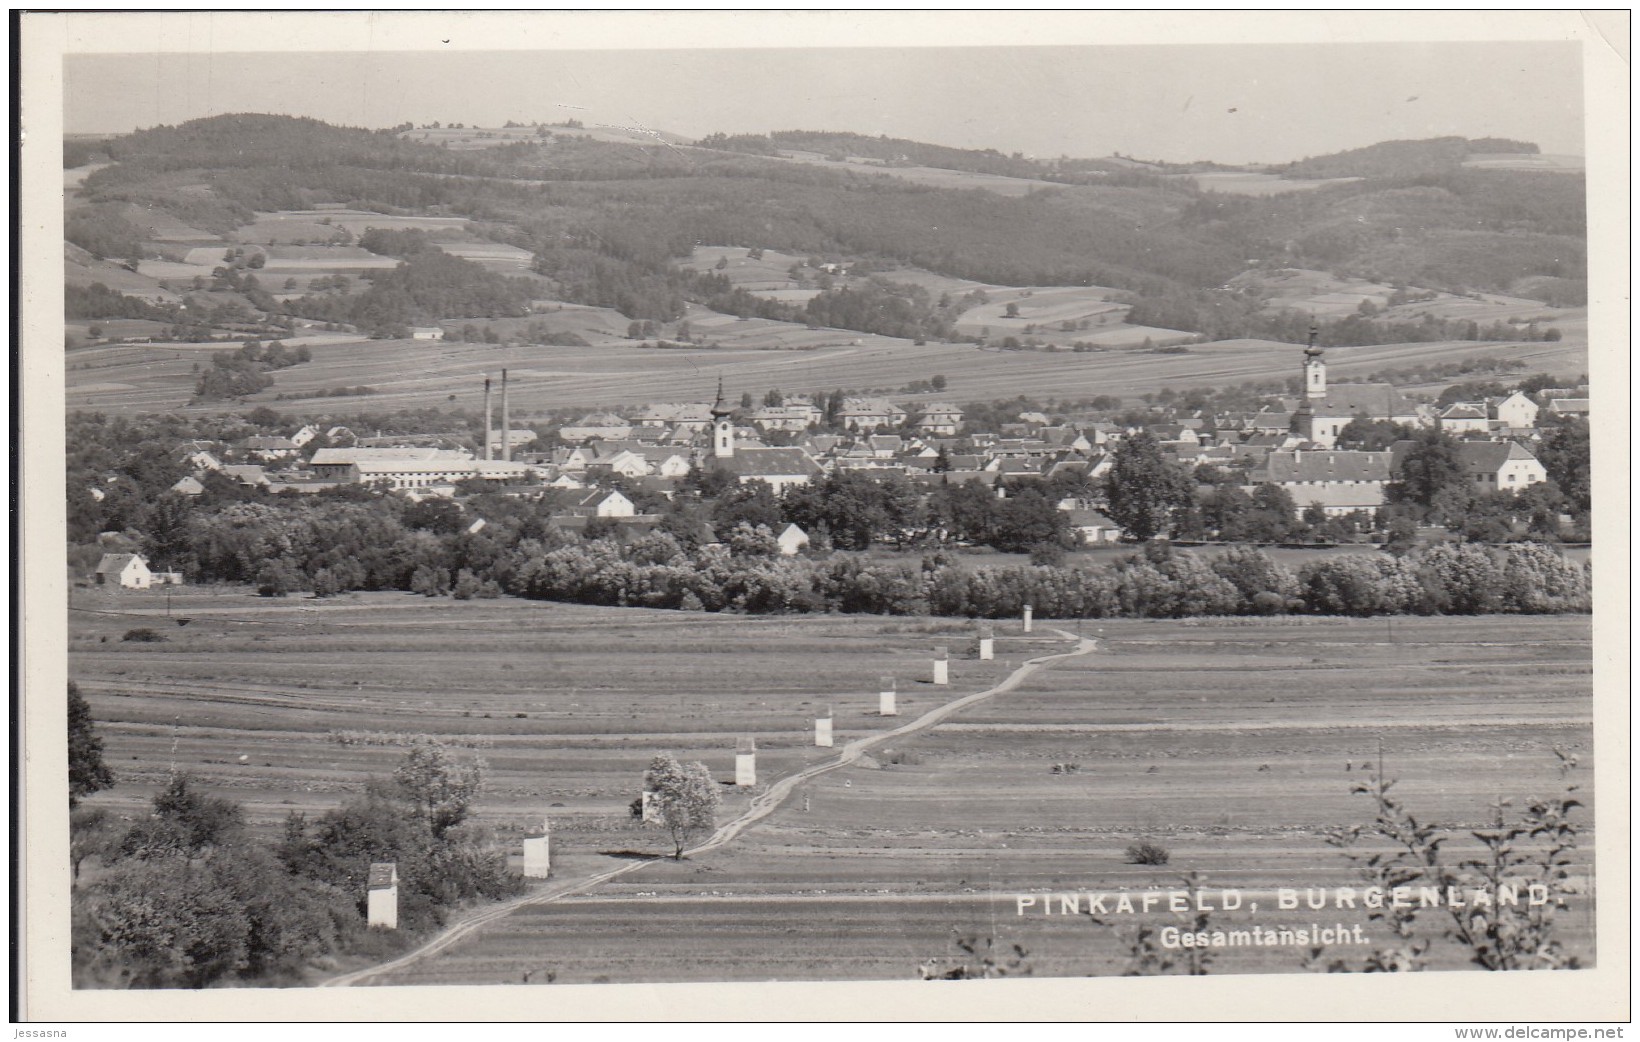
[64,39,1586,165]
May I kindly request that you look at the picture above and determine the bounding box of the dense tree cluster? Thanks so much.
[66,282,175,322]
[802,279,956,342]
[70,737,517,988]
[66,204,148,264]
[284,249,536,334]
[1278,137,1539,180]
[193,340,312,402]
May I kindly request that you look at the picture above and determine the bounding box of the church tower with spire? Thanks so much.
[710,377,736,459]
[1303,323,1326,399]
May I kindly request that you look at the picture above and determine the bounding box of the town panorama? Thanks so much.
[61,113,1594,993]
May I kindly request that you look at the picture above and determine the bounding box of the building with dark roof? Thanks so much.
[1289,333,1422,447]
[706,382,823,494]
[1248,448,1394,517]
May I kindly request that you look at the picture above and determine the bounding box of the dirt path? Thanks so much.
[319,628,1097,987]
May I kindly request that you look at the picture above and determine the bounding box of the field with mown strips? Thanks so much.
[68,592,1594,983]
[374,613,1593,984]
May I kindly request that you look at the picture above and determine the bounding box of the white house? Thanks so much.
[585,449,651,479]
[838,398,906,432]
[95,553,152,589]
[654,454,692,479]
[411,326,445,340]
[572,490,636,518]
[1438,403,1491,435]
[776,523,811,556]
[1064,508,1122,544]
[1457,440,1548,493]
[182,449,223,473]
[1488,391,1540,430]
[917,403,964,437]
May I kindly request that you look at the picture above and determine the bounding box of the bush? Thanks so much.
[1028,542,1067,567]
[1125,841,1170,866]
[120,628,166,643]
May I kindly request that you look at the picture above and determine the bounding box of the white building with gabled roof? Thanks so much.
[95,553,152,589]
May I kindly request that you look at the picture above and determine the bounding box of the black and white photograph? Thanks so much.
[17,9,1629,1024]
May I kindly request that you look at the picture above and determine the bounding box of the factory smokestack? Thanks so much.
[501,368,511,462]
[483,377,493,462]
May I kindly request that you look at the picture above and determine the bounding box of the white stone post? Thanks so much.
[1022,603,1034,633]
[978,625,994,661]
[735,736,757,787]
[367,862,398,929]
[879,676,897,717]
[932,646,949,686]
[815,707,833,748]
[522,818,551,879]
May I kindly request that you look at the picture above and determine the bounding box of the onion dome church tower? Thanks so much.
[710,377,736,459]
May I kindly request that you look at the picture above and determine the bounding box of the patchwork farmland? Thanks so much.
[65,327,1589,417]
[68,590,1596,984]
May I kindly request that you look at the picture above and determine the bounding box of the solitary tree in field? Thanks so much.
[642,754,721,859]
[395,738,486,838]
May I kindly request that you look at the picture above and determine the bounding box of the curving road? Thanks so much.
[320,628,1098,987]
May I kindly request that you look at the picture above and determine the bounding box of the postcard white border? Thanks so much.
[17,9,1630,1024]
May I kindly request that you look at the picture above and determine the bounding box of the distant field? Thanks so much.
[233,210,470,245]
[1171,172,1364,196]
[436,242,535,274]
[64,162,111,194]
[66,253,182,303]
[1234,269,1586,339]
[1462,153,1584,173]
[773,150,1067,198]
[65,328,1591,416]
[399,125,690,150]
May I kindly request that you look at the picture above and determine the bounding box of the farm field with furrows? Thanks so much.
[65,325,1589,417]
[69,590,1004,837]
[250,608,1588,986]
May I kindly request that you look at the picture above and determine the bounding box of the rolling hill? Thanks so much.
[63,115,1588,406]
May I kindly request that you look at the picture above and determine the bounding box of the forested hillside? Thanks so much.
[1278,136,1541,179]
[69,115,1587,343]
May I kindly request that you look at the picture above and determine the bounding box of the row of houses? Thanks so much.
[145,345,1573,538]
[564,397,965,440]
